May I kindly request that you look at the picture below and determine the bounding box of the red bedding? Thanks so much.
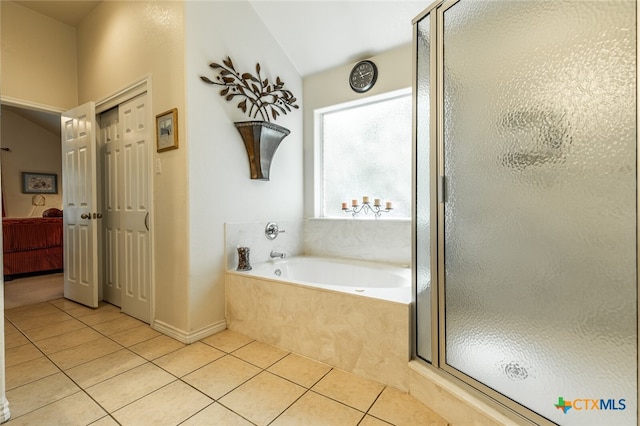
[3,217,63,276]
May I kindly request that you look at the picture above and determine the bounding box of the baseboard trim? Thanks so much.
[0,397,11,424]
[152,319,227,344]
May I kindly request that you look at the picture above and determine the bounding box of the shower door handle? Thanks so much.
[144,212,149,231]
[438,175,446,203]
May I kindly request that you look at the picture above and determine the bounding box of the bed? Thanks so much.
[2,211,64,277]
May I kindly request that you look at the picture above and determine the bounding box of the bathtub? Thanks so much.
[225,256,411,391]
[225,255,412,390]
[241,255,411,304]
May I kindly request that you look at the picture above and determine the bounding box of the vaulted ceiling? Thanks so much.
[5,1,428,135]
[14,0,427,77]
[250,1,427,76]
[13,0,101,26]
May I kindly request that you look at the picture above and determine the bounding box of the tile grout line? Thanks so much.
[171,343,262,426]
[172,343,272,424]
[172,347,327,426]
[213,353,311,426]
[265,360,336,421]
[265,387,316,426]
[359,386,392,426]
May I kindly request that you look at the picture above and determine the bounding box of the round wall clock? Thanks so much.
[349,60,378,93]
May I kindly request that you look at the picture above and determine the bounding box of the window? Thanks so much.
[317,90,412,218]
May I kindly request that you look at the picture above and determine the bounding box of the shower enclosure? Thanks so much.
[414,1,637,425]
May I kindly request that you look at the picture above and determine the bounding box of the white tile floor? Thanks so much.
[4,299,449,425]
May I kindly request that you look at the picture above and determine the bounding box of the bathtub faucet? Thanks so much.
[270,250,286,259]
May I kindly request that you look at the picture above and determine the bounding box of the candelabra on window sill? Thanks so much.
[341,196,393,218]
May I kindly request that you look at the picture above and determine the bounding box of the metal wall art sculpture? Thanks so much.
[201,57,299,180]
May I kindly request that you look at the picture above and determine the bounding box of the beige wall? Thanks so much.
[76,1,189,331]
[185,1,304,333]
[302,44,413,217]
[1,108,63,218]
[0,1,78,110]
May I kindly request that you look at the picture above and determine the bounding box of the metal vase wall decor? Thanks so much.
[200,57,299,180]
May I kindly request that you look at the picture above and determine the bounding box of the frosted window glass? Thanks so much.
[321,94,411,218]
[442,1,636,424]
[416,14,432,363]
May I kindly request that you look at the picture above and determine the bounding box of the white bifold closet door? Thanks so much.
[100,93,151,323]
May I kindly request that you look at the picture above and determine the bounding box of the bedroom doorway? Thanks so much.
[1,103,65,304]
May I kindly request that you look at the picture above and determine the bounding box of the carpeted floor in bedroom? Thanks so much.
[3,272,63,309]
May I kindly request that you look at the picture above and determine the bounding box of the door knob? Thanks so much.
[80,213,91,220]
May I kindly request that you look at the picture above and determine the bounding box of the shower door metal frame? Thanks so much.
[412,0,443,369]
[413,0,639,425]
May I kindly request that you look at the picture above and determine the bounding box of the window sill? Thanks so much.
[307,217,411,223]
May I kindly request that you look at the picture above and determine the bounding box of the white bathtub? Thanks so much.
[225,255,412,389]
[240,256,411,304]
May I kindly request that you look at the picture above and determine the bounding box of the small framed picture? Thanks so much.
[22,172,58,194]
[156,108,179,152]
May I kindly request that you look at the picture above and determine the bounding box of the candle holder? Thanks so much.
[342,197,393,219]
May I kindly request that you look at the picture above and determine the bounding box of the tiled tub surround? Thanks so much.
[225,219,412,270]
[225,221,304,271]
[225,269,411,391]
[304,219,411,265]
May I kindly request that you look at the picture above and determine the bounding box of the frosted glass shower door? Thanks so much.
[440,1,636,425]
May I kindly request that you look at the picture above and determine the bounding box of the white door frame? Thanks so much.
[0,96,65,115]
[0,95,64,424]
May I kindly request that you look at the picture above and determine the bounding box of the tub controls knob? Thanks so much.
[265,222,285,240]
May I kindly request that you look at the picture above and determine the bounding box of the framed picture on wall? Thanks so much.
[156,108,179,152]
[22,172,58,194]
